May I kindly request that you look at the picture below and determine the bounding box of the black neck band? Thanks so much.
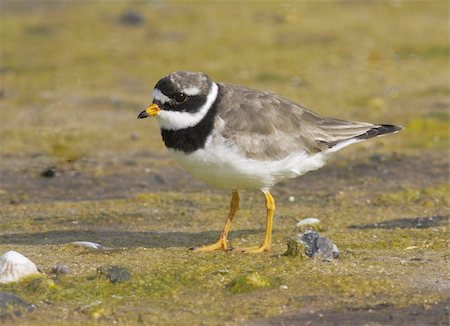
[160,84,222,154]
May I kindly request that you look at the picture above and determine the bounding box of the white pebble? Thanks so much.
[71,241,103,249]
[296,217,321,226]
[279,285,288,290]
[0,251,40,284]
[288,196,295,202]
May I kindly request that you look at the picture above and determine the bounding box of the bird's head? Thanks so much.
[138,71,218,130]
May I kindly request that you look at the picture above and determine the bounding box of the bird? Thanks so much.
[137,71,402,253]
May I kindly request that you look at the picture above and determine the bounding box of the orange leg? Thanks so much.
[234,191,275,253]
[191,190,240,252]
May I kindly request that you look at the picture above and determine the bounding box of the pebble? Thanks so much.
[297,217,321,226]
[283,236,308,258]
[0,251,40,284]
[97,266,131,284]
[51,264,71,275]
[296,217,323,232]
[71,241,103,250]
[301,231,321,258]
[120,10,145,26]
[283,231,339,261]
[0,292,36,319]
[41,167,56,178]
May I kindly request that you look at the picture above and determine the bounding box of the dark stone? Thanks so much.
[97,266,131,284]
[153,174,165,184]
[315,235,339,260]
[284,231,339,261]
[51,264,71,275]
[300,231,320,258]
[0,292,36,320]
[120,10,145,26]
[41,167,56,178]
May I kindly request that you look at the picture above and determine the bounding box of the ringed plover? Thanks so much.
[138,71,402,253]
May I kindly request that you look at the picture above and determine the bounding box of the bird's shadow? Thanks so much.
[0,229,262,249]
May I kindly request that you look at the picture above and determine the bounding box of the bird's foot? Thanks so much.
[189,239,229,252]
[232,243,271,254]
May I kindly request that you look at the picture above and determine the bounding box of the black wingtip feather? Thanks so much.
[355,124,403,141]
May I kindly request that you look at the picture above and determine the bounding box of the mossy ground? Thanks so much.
[0,1,449,325]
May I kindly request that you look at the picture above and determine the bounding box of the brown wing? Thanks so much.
[215,83,390,161]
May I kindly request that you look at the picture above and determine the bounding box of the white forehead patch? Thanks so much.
[152,88,171,104]
[182,87,200,96]
[157,82,218,131]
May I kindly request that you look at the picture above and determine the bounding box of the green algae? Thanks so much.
[404,118,449,150]
[283,236,309,258]
[376,183,449,207]
[228,272,278,294]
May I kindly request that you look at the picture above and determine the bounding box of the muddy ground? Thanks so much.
[1,141,448,325]
[1,1,449,325]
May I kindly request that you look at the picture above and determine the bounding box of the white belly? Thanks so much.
[168,136,327,191]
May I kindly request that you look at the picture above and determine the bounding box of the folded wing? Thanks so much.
[216,83,402,161]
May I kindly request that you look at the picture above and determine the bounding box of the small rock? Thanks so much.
[283,236,308,258]
[0,292,35,310]
[283,231,339,261]
[300,231,320,258]
[97,266,131,284]
[0,292,36,319]
[41,167,56,178]
[296,217,323,232]
[0,251,40,284]
[51,264,71,275]
[316,236,339,260]
[153,174,165,184]
[331,244,339,259]
[120,10,145,26]
[288,196,295,202]
[71,241,103,250]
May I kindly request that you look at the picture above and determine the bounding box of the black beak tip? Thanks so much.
[137,110,149,119]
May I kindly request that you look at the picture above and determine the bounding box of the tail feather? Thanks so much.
[323,123,403,152]
[354,124,403,141]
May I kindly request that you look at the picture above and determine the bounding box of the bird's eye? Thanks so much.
[174,93,187,103]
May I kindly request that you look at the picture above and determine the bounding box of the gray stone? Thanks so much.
[0,292,36,320]
[283,231,339,261]
[97,266,131,284]
[51,264,71,275]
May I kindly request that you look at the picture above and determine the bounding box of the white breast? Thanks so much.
[168,134,327,191]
